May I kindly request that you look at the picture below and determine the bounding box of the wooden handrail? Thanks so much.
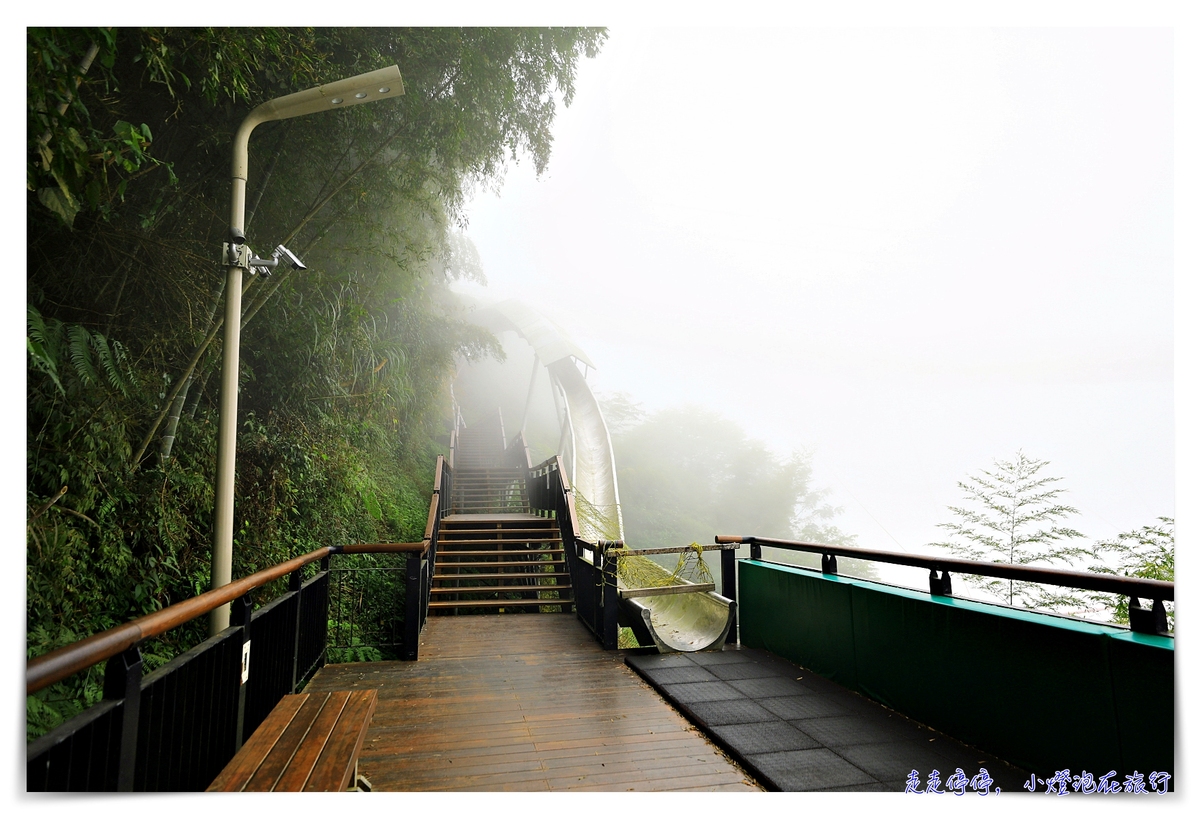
[342,542,427,554]
[717,535,1174,601]
[27,541,426,695]
[552,455,584,542]
[506,430,534,471]
[423,455,445,541]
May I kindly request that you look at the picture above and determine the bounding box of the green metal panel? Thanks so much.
[738,561,1173,779]
[848,580,1122,775]
[1107,631,1174,776]
[738,561,857,690]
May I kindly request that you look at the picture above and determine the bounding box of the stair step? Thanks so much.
[429,598,572,610]
[436,556,565,565]
[437,539,561,546]
[435,559,566,569]
[436,527,556,534]
[453,491,525,494]
[440,521,554,526]
[451,486,525,494]
[436,544,561,551]
[433,571,570,580]
[443,420,573,616]
[430,585,567,595]
[452,469,523,473]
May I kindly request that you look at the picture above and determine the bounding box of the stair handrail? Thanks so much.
[506,429,534,471]
[424,455,445,542]
[448,387,463,469]
[418,454,452,640]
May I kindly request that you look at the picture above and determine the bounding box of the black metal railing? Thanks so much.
[716,534,1174,635]
[414,455,450,646]
[527,454,622,647]
[26,455,453,792]
[327,554,407,660]
[506,429,533,471]
[26,543,428,792]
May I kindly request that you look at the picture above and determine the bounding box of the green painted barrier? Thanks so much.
[739,560,1173,781]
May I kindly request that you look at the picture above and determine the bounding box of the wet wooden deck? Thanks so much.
[304,614,761,792]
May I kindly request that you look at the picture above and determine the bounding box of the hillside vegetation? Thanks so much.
[26,26,605,737]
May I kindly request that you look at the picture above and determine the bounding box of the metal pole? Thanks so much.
[207,67,403,636]
[210,113,258,636]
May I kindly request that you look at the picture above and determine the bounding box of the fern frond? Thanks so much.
[66,324,99,387]
[27,305,64,395]
[92,333,129,397]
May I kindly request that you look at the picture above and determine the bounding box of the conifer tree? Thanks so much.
[932,450,1086,609]
[1087,517,1174,629]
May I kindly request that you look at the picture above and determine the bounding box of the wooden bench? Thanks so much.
[207,689,377,792]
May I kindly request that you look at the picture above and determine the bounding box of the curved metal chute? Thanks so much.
[621,592,735,653]
[463,298,734,652]
[545,357,622,540]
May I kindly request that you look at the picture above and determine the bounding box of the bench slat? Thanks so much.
[243,692,328,792]
[305,690,378,791]
[207,694,309,792]
[272,690,351,791]
[208,689,377,792]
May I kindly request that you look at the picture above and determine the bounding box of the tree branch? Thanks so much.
[30,486,68,521]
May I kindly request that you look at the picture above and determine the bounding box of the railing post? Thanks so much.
[1129,596,1170,635]
[424,536,436,631]
[319,555,331,672]
[231,594,253,748]
[102,645,143,792]
[404,551,422,660]
[929,569,953,597]
[601,545,619,650]
[289,569,303,692]
[821,553,838,575]
[721,546,738,645]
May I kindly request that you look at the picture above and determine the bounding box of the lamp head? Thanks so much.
[254,66,404,123]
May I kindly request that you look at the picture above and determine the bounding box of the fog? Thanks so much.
[453,328,566,465]
[450,25,1183,588]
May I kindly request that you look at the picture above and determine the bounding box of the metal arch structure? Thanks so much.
[467,299,625,542]
[464,299,735,653]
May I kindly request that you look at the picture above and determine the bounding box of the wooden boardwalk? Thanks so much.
[304,614,761,792]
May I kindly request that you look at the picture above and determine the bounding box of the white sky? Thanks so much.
[454,22,1188,563]
[5,7,1198,810]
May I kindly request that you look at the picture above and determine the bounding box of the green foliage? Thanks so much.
[28,29,180,226]
[932,451,1087,610]
[1086,517,1174,630]
[326,552,408,662]
[26,27,605,741]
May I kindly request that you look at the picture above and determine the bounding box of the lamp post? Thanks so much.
[210,66,404,635]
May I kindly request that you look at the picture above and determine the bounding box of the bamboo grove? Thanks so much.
[26,27,607,737]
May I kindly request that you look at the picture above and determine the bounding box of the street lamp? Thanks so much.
[210,66,404,635]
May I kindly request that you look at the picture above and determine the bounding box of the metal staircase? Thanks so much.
[430,412,573,614]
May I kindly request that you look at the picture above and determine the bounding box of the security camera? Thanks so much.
[275,244,306,270]
[246,244,306,277]
[229,227,246,247]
